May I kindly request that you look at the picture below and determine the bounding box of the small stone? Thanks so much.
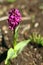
[2,25,8,31]
[34,23,39,28]
[34,48,37,52]
[4,30,8,34]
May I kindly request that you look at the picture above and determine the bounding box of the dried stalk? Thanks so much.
[0,16,31,21]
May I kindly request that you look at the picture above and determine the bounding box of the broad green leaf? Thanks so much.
[14,39,30,54]
[5,48,17,65]
[7,0,16,3]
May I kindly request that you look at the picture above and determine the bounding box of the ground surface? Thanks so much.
[0,0,43,65]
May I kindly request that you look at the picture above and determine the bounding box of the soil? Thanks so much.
[0,0,43,65]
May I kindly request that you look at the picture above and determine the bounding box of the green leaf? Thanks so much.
[14,39,30,54]
[5,48,17,65]
[30,33,43,46]
[40,37,43,46]
[15,25,20,33]
[14,25,20,39]
[7,0,16,3]
[5,39,30,65]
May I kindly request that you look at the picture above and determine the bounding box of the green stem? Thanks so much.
[13,29,17,48]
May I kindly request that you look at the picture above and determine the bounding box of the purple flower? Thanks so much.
[8,9,21,30]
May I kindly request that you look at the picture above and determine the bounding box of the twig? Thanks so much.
[0,16,8,21]
[22,16,31,21]
[0,16,31,21]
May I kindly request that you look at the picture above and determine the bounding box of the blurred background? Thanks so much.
[0,0,43,65]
